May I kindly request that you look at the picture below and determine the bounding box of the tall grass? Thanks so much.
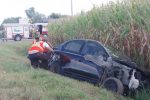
[48,0,150,69]
[134,89,150,100]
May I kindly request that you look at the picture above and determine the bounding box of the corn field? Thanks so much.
[48,0,150,69]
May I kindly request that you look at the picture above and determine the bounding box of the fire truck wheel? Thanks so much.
[14,35,22,41]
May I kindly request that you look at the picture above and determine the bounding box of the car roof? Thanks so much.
[66,39,110,54]
[67,39,105,46]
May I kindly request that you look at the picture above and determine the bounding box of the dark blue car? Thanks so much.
[49,39,148,95]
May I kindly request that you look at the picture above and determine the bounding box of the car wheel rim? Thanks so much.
[104,80,118,92]
[16,36,20,41]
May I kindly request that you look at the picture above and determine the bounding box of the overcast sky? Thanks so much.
[0,0,118,24]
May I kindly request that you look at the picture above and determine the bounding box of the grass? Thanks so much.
[134,89,150,100]
[0,41,129,100]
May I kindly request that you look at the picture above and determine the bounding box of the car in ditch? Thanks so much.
[48,39,150,95]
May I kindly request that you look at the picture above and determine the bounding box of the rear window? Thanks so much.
[63,40,84,54]
[82,41,108,57]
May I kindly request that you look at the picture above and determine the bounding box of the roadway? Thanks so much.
[0,38,33,43]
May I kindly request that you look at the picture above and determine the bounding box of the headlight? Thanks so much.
[128,69,140,89]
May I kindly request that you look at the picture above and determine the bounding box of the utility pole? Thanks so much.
[71,0,73,16]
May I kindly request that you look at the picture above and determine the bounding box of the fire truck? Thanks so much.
[2,23,48,41]
[3,23,31,41]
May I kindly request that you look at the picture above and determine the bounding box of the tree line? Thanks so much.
[1,7,67,24]
[0,7,67,38]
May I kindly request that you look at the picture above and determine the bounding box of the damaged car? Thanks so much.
[49,39,150,95]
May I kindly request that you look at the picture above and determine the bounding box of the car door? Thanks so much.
[60,40,86,74]
[59,41,90,82]
[60,40,99,82]
[80,41,110,81]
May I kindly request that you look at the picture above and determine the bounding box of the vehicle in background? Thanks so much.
[2,23,48,41]
[34,23,48,35]
[49,39,150,95]
[3,23,31,41]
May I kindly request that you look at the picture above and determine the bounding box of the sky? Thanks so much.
[0,0,118,24]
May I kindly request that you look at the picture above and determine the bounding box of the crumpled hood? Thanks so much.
[111,54,138,69]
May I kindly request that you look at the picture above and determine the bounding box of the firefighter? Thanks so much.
[32,33,40,44]
[28,35,53,68]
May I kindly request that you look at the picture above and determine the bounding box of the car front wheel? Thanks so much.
[102,77,124,95]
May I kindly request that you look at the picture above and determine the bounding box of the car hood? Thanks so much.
[105,47,137,68]
[111,54,137,69]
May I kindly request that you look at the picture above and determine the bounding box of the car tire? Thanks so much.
[102,77,124,95]
[14,35,22,41]
[50,61,61,74]
[31,61,39,69]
